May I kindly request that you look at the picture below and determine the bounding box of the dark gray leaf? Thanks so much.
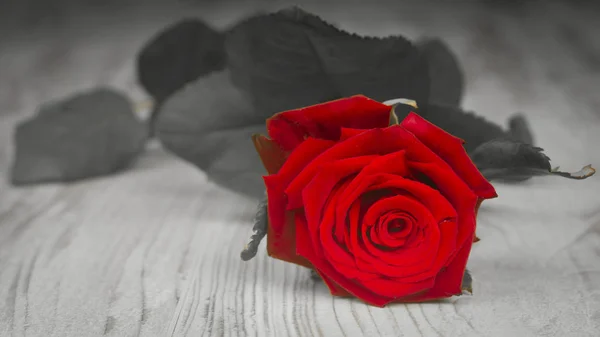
[225,6,430,116]
[461,269,473,294]
[470,138,595,182]
[155,70,268,199]
[11,89,148,185]
[240,195,268,261]
[416,37,464,106]
[156,7,432,198]
[508,113,534,145]
[137,19,226,103]
[391,102,511,153]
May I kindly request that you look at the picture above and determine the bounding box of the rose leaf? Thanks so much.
[11,89,148,185]
[461,269,473,295]
[136,19,227,135]
[469,138,596,182]
[155,6,432,198]
[225,6,430,116]
[137,18,226,103]
[240,195,268,261]
[391,102,519,153]
[155,70,269,199]
[508,113,535,145]
[416,37,465,107]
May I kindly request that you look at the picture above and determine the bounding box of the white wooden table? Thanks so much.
[1,1,600,336]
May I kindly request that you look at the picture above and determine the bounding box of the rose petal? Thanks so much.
[369,174,457,223]
[252,134,288,175]
[267,95,391,151]
[408,161,478,257]
[285,128,403,196]
[290,126,472,219]
[400,112,497,199]
[363,194,427,228]
[295,214,351,298]
[340,127,367,141]
[265,137,335,234]
[352,175,460,282]
[264,138,335,265]
[345,200,382,276]
[300,157,376,254]
[265,205,312,268]
[358,150,411,178]
[404,231,475,301]
[291,155,379,210]
[359,276,435,299]
[368,215,414,247]
[312,268,352,297]
[375,213,413,245]
[316,187,380,280]
[274,138,336,189]
[320,135,469,280]
[269,124,483,305]
[295,212,392,307]
[266,116,307,151]
[354,195,441,272]
[302,181,377,279]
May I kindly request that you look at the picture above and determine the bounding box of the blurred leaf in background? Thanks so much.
[136,18,227,132]
[155,6,433,198]
[14,6,586,199]
[11,89,148,185]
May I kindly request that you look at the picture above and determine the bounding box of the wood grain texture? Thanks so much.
[1,1,600,336]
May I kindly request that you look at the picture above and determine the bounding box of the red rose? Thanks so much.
[253,95,497,307]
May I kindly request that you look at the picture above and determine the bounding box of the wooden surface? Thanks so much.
[1,1,600,336]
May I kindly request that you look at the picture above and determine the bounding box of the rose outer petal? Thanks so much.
[358,150,411,178]
[265,137,335,232]
[284,129,393,198]
[266,117,307,152]
[252,134,288,175]
[312,268,351,297]
[340,127,367,141]
[291,155,379,210]
[266,209,313,268]
[285,125,458,200]
[400,112,497,200]
[265,138,335,266]
[267,95,392,151]
[359,276,435,300]
[402,231,475,301]
[273,138,336,194]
